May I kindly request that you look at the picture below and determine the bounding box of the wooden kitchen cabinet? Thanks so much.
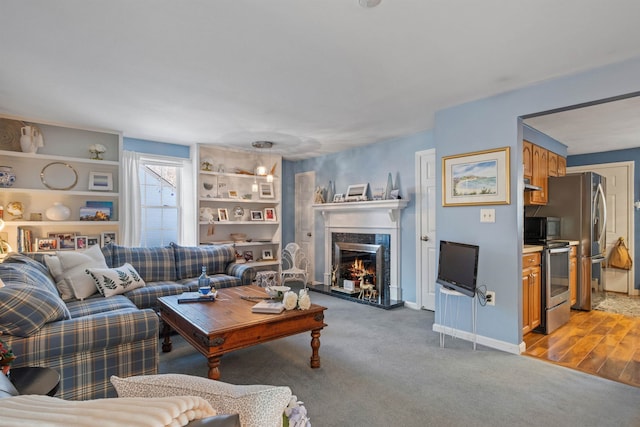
[548,151,559,177]
[569,245,577,306]
[523,140,533,180]
[522,252,541,335]
[525,144,548,205]
[557,156,566,176]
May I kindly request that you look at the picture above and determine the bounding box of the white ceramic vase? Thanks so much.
[20,126,37,154]
[46,202,71,221]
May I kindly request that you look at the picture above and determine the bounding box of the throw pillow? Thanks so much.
[111,374,292,427]
[0,282,71,337]
[86,263,146,297]
[45,244,109,300]
[43,255,74,301]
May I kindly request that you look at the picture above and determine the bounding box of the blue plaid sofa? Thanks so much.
[0,243,254,401]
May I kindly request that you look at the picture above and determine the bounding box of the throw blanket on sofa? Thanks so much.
[0,395,217,427]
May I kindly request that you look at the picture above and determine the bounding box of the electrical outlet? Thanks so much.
[486,291,495,306]
[480,208,495,223]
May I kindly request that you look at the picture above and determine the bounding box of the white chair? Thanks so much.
[280,243,309,286]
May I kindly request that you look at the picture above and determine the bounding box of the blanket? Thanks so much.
[0,394,217,427]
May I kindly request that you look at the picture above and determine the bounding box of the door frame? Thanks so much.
[415,148,436,310]
[568,161,637,296]
[294,171,315,284]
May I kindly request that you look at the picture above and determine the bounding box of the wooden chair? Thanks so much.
[280,243,309,286]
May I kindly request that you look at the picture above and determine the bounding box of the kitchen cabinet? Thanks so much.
[548,152,559,177]
[525,144,548,205]
[197,145,282,270]
[569,245,577,306]
[557,156,566,176]
[522,252,541,335]
[523,140,533,180]
[0,117,120,253]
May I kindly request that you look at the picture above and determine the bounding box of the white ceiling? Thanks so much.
[1,1,640,160]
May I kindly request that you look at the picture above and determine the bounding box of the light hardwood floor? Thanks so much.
[523,309,640,388]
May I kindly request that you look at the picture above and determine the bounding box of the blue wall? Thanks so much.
[569,148,640,289]
[522,124,567,156]
[284,130,433,303]
[434,56,640,349]
[124,137,191,158]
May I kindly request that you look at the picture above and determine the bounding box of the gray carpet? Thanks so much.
[160,291,640,427]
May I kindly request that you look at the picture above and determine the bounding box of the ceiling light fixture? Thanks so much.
[359,0,381,8]
[251,141,273,178]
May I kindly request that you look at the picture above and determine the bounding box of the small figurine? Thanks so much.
[314,186,325,204]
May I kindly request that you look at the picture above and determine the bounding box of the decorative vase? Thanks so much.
[0,166,16,188]
[20,126,37,153]
[384,172,393,199]
[327,180,334,203]
[46,202,71,221]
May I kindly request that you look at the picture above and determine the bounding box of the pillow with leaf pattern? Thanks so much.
[86,263,146,297]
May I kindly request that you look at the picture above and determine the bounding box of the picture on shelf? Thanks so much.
[88,172,113,191]
[227,190,239,199]
[243,251,253,262]
[262,249,274,260]
[250,210,263,221]
[35,238,58,252]
[75,235,88,250]
[218,208,229,221]
[259,182,275,199]
[49,233,76,250]
[264,207,276,221]
[79,207,111,221]
[101,232,117,246]
[87,236,100,247]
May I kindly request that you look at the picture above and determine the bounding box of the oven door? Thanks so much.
[546,246,571,307]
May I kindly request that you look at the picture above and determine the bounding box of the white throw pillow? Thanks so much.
[43,255,74,301]
[45,245,108,300]
[110,374,292,427]
[85,263,145,297]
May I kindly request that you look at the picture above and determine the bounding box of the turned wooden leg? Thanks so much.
[310,329,321,369]
[207,356,221,380]
[161,321,172,352]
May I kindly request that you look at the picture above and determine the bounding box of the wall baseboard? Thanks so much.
[432,323,522,354]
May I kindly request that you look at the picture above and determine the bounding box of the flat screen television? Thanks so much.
[436,240,479,297]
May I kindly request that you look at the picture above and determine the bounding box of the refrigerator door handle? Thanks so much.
[593,182,607,246]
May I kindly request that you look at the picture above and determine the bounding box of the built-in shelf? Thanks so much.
[3,188,118,197]
[199,220,280,226]
[199,198,279,204]
[7,221,120,226]
[0,149,119,166]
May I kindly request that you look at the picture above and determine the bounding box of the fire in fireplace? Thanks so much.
[333,242,383,299]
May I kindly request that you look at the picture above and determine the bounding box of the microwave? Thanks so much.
[524,216,561,242]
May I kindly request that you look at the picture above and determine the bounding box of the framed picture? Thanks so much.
[88,172,113,191]
[250,210,264,221]
[49,232,76,250]
[80,206,111,221]
[333,193,344,203]
[243,251,253,262]
[442,147,511,206]
[75,235,88,250]
[36,237,58,252]
[259,182,274,199]
[264,207,276,221]
[227,190,239,199]
[262,249,274,260]
[345,183,368,201]
[101,231,117,246]
[87,236,100,247]
[217,208,229,222]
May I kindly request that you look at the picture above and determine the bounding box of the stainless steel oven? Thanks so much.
[539,244,571,334]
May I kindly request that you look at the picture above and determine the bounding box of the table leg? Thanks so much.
[310,328,321,369]
[161,322,172,353]
[207,356,221,380]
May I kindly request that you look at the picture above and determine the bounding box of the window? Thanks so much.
[139,158,181,247]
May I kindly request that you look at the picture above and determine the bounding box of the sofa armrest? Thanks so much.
[225,263,255,285]
[8,308,159,366]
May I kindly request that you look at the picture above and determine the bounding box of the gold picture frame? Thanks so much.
[442,147,510,206]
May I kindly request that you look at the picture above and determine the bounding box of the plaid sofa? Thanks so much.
[0,243,254,401]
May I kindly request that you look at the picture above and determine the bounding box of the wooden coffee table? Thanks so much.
[159,285,327,380]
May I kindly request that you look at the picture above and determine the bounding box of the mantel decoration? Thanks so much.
[442,147,511,206]
[0,337,16,376]
[88,143,106,160]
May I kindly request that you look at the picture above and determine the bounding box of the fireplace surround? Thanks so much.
[311,199,408,309]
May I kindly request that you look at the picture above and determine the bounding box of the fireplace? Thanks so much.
[311,199,408,309]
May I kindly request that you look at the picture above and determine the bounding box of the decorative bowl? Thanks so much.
[265,286,290,300]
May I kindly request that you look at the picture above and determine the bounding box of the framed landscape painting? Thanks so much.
[442,147,510,206]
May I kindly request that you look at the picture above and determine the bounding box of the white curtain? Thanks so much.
[121,150,142,246]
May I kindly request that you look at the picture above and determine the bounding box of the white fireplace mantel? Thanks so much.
[313,199,409,300]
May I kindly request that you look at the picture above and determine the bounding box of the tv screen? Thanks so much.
[437,240,479,297]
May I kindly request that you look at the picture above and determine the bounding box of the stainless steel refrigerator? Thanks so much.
[534,172,607,310]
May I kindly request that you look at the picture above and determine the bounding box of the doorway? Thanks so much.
[294,171,315,284]
[415,149,436,310]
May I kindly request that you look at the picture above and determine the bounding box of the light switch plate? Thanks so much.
[480,208,495,223]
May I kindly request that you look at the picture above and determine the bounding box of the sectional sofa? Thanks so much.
[0,243,254,401]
